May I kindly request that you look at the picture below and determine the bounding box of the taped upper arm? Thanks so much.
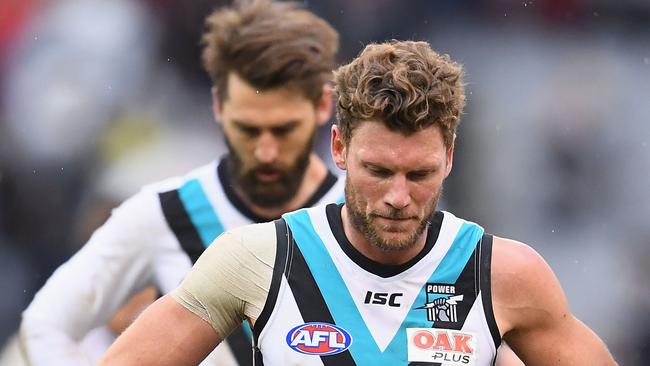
[172,222,276,336]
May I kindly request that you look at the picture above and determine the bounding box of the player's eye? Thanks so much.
[271,124,296,137]
[406,170,432,181]
[271,122,298,137]
[367,166,392,178]
[237,125,261,137]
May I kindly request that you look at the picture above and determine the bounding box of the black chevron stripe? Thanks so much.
[285,223,357,366]
[159,189,253,365]
[158,190,204,264]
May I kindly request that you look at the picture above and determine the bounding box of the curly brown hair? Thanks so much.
[334,40,465,148]
[201,0,339,104]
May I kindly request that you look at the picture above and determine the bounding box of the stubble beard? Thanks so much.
[344,177,442,252]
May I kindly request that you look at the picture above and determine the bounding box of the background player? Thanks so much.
[19,1,342,365]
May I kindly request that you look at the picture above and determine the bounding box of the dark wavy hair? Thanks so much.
[334,40,465,148]
[201,0,339,104]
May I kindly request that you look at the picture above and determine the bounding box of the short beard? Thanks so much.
[344,177,441,252]
[225,134,314,208]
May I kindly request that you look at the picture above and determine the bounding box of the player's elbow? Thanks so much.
[19,310,42,347]
[18,315,43,364]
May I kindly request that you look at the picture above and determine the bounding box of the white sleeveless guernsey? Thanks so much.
[252,204,501,366]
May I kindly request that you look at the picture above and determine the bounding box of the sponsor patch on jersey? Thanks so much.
[407,328,477,365]
[285,322,352,356]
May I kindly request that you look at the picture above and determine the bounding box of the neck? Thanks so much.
[235,154,328,220]
[340,205,428,266]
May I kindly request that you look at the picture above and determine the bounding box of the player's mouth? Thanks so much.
[377,216,411,222]
[255,168,282,182]
[374,216,418,232]
[373,213,417,223]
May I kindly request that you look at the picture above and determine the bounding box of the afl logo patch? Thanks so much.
[285,322,352,355]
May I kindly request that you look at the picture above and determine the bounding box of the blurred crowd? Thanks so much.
[1,0,648,364]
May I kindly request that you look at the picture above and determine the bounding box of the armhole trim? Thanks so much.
[479,234,502,351]
[253,219,288,343]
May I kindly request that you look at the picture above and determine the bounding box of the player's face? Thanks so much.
[332,121,453,251]
[215,73,331,207]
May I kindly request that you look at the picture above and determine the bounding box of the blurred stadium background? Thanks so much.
[1,0,648,364]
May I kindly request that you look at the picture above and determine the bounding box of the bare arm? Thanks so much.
[99,295,220,366]
[107,287,157,334]
[492,237,617,365]
[495,343,524,366]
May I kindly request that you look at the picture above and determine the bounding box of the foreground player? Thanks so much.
[100,40,617,365]
[19,1,342,365]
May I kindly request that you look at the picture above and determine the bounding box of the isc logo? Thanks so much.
[285,322,353,355]
[364,290,403,307]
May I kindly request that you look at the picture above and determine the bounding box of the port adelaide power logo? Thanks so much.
[417,283,464,323]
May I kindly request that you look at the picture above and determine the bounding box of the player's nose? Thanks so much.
[384,175,411,209]
[254,132,279,163]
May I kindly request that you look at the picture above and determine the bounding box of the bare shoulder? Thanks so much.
[489,239,618,364]
[490,236,568,335]
[491,236,555,288]
[491,236,557,299]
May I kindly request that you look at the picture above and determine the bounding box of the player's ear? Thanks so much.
[331,125,347,170]
[211,87,223,126]
[444,133,456,178]
[315,85,334,126]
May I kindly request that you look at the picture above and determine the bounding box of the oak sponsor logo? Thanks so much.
[285,322,352,356]
[407,328,477,365]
